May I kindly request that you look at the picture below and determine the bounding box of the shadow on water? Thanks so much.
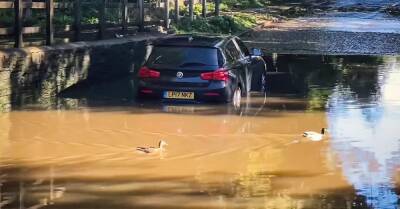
[0,159,374,209]
[55,54,385,107]
[3,40,149,112]
[54,55,383,114]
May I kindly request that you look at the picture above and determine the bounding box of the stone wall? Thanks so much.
[0,34,160,112]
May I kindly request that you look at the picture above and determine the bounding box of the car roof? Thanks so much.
[151,34,235,48]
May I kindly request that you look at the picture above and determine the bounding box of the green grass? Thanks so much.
[172,13,257,34]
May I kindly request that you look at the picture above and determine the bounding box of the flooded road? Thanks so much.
[1,55,399,209]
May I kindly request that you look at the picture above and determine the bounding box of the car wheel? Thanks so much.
[232,86,242,109]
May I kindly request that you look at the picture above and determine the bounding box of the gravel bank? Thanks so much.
[242,29,400,55]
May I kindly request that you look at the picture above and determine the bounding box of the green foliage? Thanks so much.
[175,3,228,17]
[84,16,100,24]
[106,8,122,24]
[0,0,263,34]
[232,13,257,29]
[307,87,331,110]
[0,10,14,27]
[81,1,101,24]
[54,15,74,26]
[23,10,46,27]
[173,13,256,34]
[0,9,46,27]
[223,0,265,9]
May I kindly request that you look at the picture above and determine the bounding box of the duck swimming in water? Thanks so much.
[136,140,168,153]
[303,128,327,141]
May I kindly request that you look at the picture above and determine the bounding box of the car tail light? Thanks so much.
[200,68,229,81]
[138,66,160,79]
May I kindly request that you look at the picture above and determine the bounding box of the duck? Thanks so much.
[136,140,168,154]
[303,128,327,141]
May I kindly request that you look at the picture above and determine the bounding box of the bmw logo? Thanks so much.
[176,72,183,78]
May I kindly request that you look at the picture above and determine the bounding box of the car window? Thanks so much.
[224,40,242,63]
[235,38,250,56]
[147,46,219,67]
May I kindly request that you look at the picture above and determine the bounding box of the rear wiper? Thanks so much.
[179,62,209,67]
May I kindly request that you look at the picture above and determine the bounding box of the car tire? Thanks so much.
[232,86,242,109]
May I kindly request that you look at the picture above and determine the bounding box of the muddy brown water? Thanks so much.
[1,55,400,209]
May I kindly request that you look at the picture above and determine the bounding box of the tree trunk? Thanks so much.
[189,0,193,21]
[202,0,206,17]
[215,0,220,16]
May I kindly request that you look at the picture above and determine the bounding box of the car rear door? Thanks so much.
[234,38,265,91]
[224,39,248,92]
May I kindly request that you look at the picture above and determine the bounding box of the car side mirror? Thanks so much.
[250,48,263,57]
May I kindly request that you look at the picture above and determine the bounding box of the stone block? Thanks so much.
[0,79,10,90]
[0,87,11,97]
[0,71,10,81]
[0,103,11,112]
[0,95,11,106]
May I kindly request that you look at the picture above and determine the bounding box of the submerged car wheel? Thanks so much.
[232,86,242,109]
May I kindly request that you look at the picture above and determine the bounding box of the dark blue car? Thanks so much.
[136,35,267,108]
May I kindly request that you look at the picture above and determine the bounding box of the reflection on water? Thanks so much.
[0,55,399,209]
[328,56,400,209]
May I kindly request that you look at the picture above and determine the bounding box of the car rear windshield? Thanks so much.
[147,46,220,67]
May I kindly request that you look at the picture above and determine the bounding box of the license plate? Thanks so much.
[163,91,194,100]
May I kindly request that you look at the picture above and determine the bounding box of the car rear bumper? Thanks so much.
[136,80,233,102]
